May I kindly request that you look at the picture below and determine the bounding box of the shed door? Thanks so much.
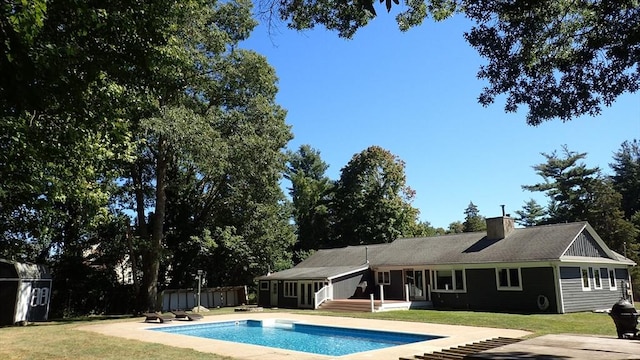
[270,281,278,307]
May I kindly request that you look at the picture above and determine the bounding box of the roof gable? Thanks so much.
[563,229,608,258]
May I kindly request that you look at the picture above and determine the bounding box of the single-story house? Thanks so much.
[256,216,635,313]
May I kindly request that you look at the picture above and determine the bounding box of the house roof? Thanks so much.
[255,265,369,281]
[256,244,386,281]
[295,243,387,268]
[375,222,585,266]
[259,221,635,281]
[375,222,635,267]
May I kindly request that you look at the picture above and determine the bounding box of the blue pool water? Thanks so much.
[149,319,442,356]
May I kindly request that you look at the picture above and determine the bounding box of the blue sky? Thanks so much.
[242,12,640,229]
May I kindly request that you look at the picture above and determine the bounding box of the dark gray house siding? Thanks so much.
[520,267,557,313]
[432,267,557,313]
[560,266,626,313]
[257,281,270,307]
[378,270,404,299]
[255,280,296,308]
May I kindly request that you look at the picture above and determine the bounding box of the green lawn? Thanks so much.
[1,305,637,360]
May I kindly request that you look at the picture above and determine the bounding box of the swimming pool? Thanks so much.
[149,319,443,356]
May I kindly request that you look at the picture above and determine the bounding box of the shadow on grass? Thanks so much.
[0,314,138,328]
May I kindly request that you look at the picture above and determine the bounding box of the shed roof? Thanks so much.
[0,258,51,280]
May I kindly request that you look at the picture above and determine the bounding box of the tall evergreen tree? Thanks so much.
[463,201,486,232]
[610,139,640,220]
[522,145,600,223]
[514,199,547,227]
[524,146,638,256]
[285,145,334,262]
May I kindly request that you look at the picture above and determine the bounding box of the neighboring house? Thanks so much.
[256,216,636,313]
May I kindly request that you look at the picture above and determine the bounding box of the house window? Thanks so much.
[260,281,269,290]
[284,281,297,297]
[496,268,522,290]
[434,269,465,291]
[376,271,390,285]
[593,268,602,289]
[581,268,591,291]
[608,269,617,290]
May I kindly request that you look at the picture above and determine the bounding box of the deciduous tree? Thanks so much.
[332,146,419,245]
[262,0,640,124]
[447,221,464,234]
[114,0,294,310]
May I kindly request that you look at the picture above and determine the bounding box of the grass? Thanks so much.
[1,304,637,359]
[0,309,237,360]
[310,309,617,337]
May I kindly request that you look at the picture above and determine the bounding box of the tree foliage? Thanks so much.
[522,145,601,223]
[447,221,464,234]
[285,145,333,262]
[514,199,547,227]
[405,220,446,237]
[2,0,295,314]
[610,139,640,219]
[332,146,419,245]
[523,145,638,255]
[109,0,294,310]
[263,0,640,124]
[462,201,486,232]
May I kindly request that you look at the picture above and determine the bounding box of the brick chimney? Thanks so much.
[486,216,515,240]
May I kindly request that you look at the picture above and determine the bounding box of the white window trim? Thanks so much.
[581,267,591,291]
[495,267,523,291]
[284,281,297,297]
[593,268,602,289]
[608,268,617,290]
[432,269,466,293]
[376,271,390,285]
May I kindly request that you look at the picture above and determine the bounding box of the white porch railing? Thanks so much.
[314,285,331,309]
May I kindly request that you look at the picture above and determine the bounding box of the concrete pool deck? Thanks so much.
[78,312,531,360]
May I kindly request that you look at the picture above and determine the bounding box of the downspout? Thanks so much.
[553,264,565,314]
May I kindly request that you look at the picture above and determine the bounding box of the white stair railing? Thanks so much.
[314,285,331,309]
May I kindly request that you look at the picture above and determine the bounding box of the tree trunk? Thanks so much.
[125,224,139,293]
[132,161,149,312]
[140,136,168,311]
